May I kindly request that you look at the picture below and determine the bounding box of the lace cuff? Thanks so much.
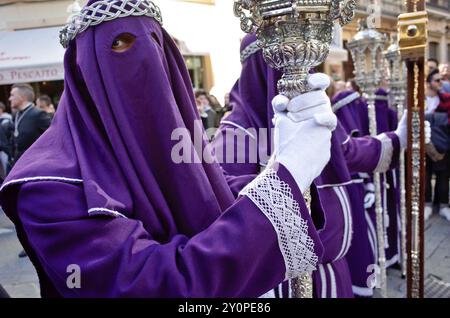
[240,168,319,280]
[374,133,394,173]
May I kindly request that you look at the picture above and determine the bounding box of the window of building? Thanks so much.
[428,41,439,60]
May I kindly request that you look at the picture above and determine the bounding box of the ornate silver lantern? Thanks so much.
[348,20,388,298]
[234,0,356,98]
[384,33,407,280]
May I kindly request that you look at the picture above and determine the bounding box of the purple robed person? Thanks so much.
[213,34,402,298]
[0,0,329,298]
[332,90,377,297]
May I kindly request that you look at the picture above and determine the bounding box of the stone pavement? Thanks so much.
[377,212,450,298]
[0,208,449,298]
[0,209,39,298]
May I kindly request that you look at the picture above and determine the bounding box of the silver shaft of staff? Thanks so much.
[396,100,407,279]
[367,94,388,298]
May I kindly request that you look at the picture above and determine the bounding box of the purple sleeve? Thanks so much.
[224,172,257,197]
[384,132,400,170]
[16,175,323,298]
[212,123,260,196]
[342,136,382,174]
[212,123,261,176]
[342,132,401,174]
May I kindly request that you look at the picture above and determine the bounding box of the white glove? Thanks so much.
[394,111,432,148]
[395,111,408,149]
[364,183,376,209]
[273,73,335,129]
[271,88,336,193]
[425,121,431,145]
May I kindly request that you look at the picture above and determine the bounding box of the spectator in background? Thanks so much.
[440,63,450,94]
[328,80,346,99]
[9,84,51,169]
[222,92,233,119]
[424,69,450,221]
[0,102,12,180]
[36,95,56,119]
[195,89,217,130]
[8,84,51,258]
[346,78,361,94]
[427,58,439,74]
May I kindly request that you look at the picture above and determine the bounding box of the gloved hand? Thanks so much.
[364,183,376,209]
[394,111,431,148]
[271,79,337,193]
[425,120,431,145]
[272,73,334,129]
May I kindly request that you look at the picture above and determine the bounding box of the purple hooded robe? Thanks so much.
[0,1,326,298]
[212,34,401,298]
[333,88,402,296]
[332,90,377,297]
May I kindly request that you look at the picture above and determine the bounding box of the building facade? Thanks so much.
[1,0,447,106]
[341,0,450,80]
[0,0,246,105]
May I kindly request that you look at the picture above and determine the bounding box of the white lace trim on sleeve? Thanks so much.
[239,168,318,280]
[374,133,394,173]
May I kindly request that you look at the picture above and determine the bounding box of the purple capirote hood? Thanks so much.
[1,13,235,241]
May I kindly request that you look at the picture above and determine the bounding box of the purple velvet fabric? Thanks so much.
[0,7,324,297]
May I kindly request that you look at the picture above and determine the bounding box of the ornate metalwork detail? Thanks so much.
[410,64,422,298]
[234,0,356,98]
[339,0,356,26]
[60,0,163,48]
[292,273,313,298]
[241,41,262,63]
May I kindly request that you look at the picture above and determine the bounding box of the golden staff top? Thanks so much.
[233,0,356,98]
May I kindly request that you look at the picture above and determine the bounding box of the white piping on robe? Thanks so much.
[0,176,83,191]
[333,187,351,262]
[318,264,327,298]
[259,289,276,298]
[352,285,374,297]
[220,121,256,140]
[385,254,399,269]
[338,186,353,257]
[316,179,363,189]
[342,136,351,145]
[327,263,337,298]
[88,208,128,219]
[365,211,378,262]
